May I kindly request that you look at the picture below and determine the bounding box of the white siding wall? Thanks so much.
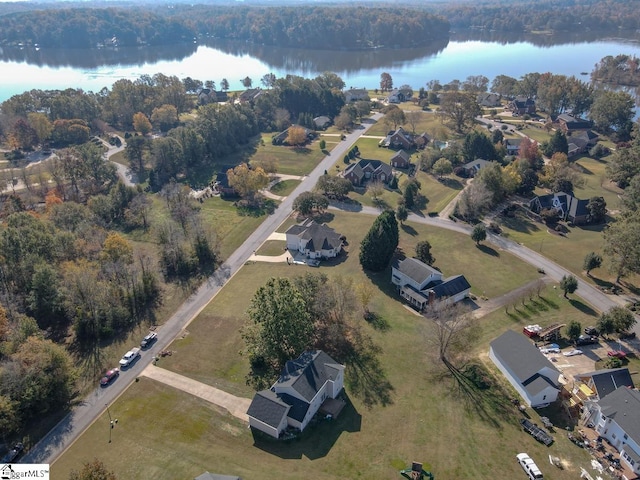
[286,233,300,252]
[249,415,287,439]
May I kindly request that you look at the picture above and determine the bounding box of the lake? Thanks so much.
[1,32,640,103]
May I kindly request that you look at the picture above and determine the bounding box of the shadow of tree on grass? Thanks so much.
[442,359,515,429]
[476,243,500,257]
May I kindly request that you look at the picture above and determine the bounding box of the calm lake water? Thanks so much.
[1,33,640,103]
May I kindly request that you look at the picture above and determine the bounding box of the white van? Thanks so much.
[516,453,543,480]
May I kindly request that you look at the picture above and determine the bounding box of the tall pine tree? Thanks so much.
[359,210,399,272]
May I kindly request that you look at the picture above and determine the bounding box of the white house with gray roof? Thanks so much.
[246,351,345,438]
[285,218,343,260]
[391,257,471,311]
[586,387,640,475]
[489,330,561,407]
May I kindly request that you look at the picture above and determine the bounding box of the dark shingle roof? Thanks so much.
[299,222,342,252]
[246,390,289,429]
[391,150,410,162]
[578,368,635,399]
[490,330,560,390]
[428,275,471,299]
[598,387,640,444]
[392,257,440,285]
[277,350,343,402]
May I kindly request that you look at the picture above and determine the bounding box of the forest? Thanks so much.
[1,0,638,51]
[0,5,449,50]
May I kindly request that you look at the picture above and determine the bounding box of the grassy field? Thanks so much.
[573,156,624,210]
[53,211,595,480]
[252,134,327,176]
[270,179,300,197]
[256,239,286,256]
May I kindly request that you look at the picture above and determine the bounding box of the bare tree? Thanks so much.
[405,110,422,134]
[426,301,476,364]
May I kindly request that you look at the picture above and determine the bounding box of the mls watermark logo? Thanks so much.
[0,464,49,479]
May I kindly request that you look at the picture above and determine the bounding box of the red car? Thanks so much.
[100,368,120,386]
[607,350,627,359]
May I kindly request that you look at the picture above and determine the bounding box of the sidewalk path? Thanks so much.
[140,364,251,422]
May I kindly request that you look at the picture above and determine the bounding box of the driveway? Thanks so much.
[25,112,384,466]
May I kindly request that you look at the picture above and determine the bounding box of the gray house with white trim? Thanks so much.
[489,330,561,407]
[586,387,640,476]
[246,351,345,439]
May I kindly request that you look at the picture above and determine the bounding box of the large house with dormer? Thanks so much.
[285,218,343,259]
[379,127,429,150]
[246,351,345,439]
[508,96,536,115]
[584,387,640,477]
[343,159,393,186]
[529,191,591,225]
[391,257,471,311]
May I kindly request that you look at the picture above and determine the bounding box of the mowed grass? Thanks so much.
[53,218,594,480]
[270,179,300,197]
[573,155,624,211]
[256,240,286,256]
[252,134,327,176]
[156,210,539,394]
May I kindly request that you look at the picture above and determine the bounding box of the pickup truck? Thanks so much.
[119,347,141,368]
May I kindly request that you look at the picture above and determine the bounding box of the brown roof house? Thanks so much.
[556,113,593,133]
[246,351,345,439]
[285,218,343,260]
[390,150,411,169]
[508,96,536,115]
[379,127,414,150]
[343,159,393,186]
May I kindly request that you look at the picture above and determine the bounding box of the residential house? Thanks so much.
[285,218,343,260]
[585,387,640,476]
[344,88,369,103]
[237,88,262,104]
[556,113,593,133]
[477,92,502,107]
[343,159,393,186]
[213,172,238,198]
[567,130,599,157]
[461,158,493,177]
[246,351,345,439]
[508,96,536,115]
[380,127,414,150]
[504,138,522,156]
[390,150,411,169]
[313,116,332,130]
[386,88,412,104]
[391,257,471,311]
[272,125,316,146]
[413,132,431,149]
[569,368,634,408]
[529,191,591,225]
[489,330,562,407]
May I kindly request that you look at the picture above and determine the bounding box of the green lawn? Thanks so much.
[109,150,128,166]
[53,211,595,479]
[270,179,300,197]
[251,134,327,176]
[256,240,286,256]
[573,156,624,211]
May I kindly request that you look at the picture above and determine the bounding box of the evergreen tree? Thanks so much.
[359,210,399,272]
[543,129,569,157]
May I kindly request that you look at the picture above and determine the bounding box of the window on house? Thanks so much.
[624,434,629,440]
[612,433,617,440]
[543,395,546,401]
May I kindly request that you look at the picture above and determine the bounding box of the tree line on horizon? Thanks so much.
[1,0,639,51]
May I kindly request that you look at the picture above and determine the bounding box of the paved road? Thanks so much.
[330,203,631,322]
[25,112,383,465]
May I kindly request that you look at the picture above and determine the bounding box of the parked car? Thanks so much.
[516,453,543,480]
[1,442,24,463]
[608,350,627,359]
[576,334,598,346]
[119,347,141,368]
[584,326,598,336]
[563,349,583,357]
[140,332,158,349]
[539,347,560,354]
[100,368,120,386]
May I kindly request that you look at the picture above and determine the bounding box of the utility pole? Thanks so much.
[105,404,117,443]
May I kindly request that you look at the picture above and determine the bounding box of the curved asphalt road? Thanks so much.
[24,113,384,465]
